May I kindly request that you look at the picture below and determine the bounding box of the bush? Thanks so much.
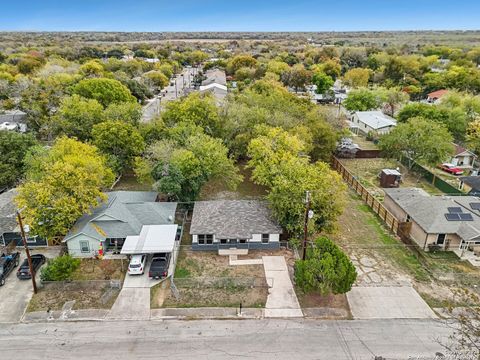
[40,255,81,281]
[295,236,357,295]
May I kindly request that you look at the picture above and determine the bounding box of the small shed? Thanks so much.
[380,169,401,188]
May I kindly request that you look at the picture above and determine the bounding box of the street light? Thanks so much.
[16,210,38,294]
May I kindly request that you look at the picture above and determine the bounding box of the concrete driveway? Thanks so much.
[0,255,34,323]
[262,256,303,318]
[347,286,437,319]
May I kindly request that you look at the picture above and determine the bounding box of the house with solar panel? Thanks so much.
[384,188,480,260]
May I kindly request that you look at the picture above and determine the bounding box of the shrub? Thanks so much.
[40,255,81,281]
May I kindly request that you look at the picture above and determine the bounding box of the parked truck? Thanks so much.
[0,252,20,286]
[148,253,170,279]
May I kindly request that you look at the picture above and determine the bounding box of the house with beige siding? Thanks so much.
[383,188,480,258]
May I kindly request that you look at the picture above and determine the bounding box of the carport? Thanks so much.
[120,224,177,255]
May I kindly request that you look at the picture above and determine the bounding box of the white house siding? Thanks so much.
[66,234,101,258]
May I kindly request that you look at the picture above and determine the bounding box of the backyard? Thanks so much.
[27,259,126,312]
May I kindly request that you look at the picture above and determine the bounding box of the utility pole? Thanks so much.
[302,191,311,261]
[16,211,37,294]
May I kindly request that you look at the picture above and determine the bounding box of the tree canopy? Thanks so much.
[73,78,136,107]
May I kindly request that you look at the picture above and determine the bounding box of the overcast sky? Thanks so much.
[2,0,479,32]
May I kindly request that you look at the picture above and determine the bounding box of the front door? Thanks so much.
[229,239,237,245]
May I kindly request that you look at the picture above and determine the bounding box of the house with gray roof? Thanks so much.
[350,111,396,135]
[384,188,480,256]
[63,191,177,257]
[0,189,47,247]
[189,200,282,250]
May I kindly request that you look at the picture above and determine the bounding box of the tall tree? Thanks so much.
[312,71,334,95]
[379,117,455,170]
[343,68,371,88]
[92,120,145,172]
[15,137,114,239]
[73,78,136,107]
[343,88,381,112]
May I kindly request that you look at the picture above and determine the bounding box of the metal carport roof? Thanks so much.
[120,224,177,254]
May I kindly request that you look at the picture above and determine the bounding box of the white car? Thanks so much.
[128,254,147,275]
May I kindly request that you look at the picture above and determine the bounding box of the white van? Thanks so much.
[127,254,147,275]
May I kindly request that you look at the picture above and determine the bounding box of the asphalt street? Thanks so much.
[0,318,454,359]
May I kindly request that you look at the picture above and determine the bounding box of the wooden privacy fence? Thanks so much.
[332,156,399,234]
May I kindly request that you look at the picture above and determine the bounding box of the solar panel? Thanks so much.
[445,213,461,221]
[459,213,474,221]
[447,207,463,213]
[470,202,480,210]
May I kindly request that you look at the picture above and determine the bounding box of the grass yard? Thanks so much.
[157,247,268,308]
[199,162,267,200]
[350,134,379,150]
[113,171,152,191]
[340,158,443,197]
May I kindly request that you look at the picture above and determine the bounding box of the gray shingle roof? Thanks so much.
[190,200,282,239]
[63,191,177,242]
[384,188,480,239]
[0,189,18,235]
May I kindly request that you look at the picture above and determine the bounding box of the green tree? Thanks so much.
[281,64,311,92]
[40,255,81,281]
[162,92,221,137]
[0,131,37,188]
[343,88,381,112]
[227,55,258,75]
[312,71,334,94]
[73,78,136,107]
[53,94,104,140]
[104,101,142,125]
[379,117,455,170]
[92,120,145,172]
[295,236,357,294]
[15,137,115,239]
[144,70,169,90]
[343,68,371,88]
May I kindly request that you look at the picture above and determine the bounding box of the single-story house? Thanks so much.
[350,111,397,135]
[201,68,227,87]
[189,200,282,250]
[427,89,448,104]
[384,188,480,253]
[63,191,177,257]
[199,83,228,102]
[451,144,476,168]
[0,189,47,247]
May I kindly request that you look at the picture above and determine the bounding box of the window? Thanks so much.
[262,234,269,243]
[80,240,90,253]
[406,215,411,223]
[239,239,247,244]
[437,234,446,246]
[229,239,237,244]
[220,239,227,244]
[198,234,213,245]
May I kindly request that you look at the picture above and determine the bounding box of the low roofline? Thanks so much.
[63,232,103,243]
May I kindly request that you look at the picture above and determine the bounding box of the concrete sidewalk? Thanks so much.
[262,256,303,318]
[347,286,437,319]
[151,307,264,319]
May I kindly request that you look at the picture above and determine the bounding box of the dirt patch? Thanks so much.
[113,171,152,191]
[339,158,443,197]
[27,283,120,312]
[71,259,127,281]
[151,279,170,308]
[296,291,349,309]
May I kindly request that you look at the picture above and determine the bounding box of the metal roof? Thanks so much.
[354,111,397,130]
[121,224,177,254]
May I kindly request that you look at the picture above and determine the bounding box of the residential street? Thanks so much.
[0,319,453,359]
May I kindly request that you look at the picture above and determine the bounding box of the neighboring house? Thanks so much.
[0,110,27,133]
[190,200,282,250]
[0,189,46,247]
[350,111,397,135]
[427,89,448,104]
[384,188,480,253]
[201,68,227,87]
[63,191,177,258]
[199,83,228,102]
[459,176,480,196]
[451,144,476,168]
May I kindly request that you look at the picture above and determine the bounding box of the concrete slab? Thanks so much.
[229,255,263,266]
[262,256,303,318]
[347,286,437,319]
[107,288,150,320]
